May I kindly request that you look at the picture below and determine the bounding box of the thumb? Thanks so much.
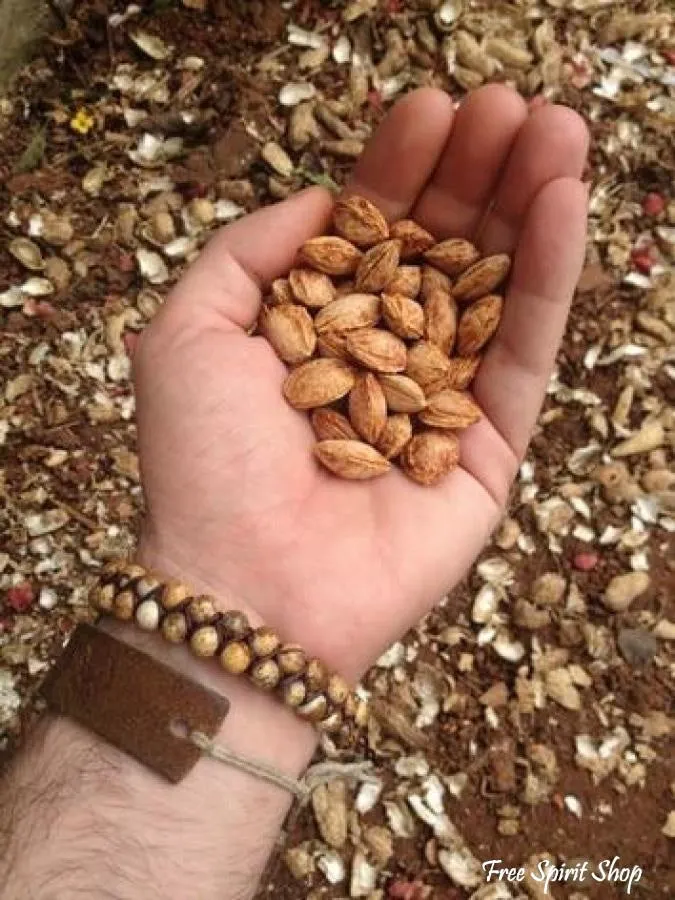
[165,187,334,331]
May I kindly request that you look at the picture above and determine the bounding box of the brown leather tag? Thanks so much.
[41,623,229,783]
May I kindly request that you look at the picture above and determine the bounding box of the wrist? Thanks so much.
[114,541,321,774]
[2,562,321,900]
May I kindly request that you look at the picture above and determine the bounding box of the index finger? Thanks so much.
[345,88,455,221]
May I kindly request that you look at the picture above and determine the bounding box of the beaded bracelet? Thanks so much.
[90,560,366,740]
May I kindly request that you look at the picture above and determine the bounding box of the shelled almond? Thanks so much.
[258,195,511,485]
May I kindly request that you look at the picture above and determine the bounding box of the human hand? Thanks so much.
[133,85,588,682]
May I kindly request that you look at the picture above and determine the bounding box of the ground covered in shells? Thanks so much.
[0,1,673,898]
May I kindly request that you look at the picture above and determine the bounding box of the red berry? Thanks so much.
[574,551,598,572]
[118,252,135,273]
[388,881,426,900]
[34,301,56,320]
[6,582,34,612]
[631,246,655,275]
[642,192,665,217]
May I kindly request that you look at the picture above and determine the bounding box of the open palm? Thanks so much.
[133,86,588,681]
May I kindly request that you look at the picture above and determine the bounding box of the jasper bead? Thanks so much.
[297,694,328,722]
[188,595,217,625]
[277,645,306,675]
[220,640,252,674]
[135,575,161,600]
[117,564,145,588]
[249,659,281,690]
[190,626,219,658]
[113,590,136,621]
[251,626,281,658]
[135,598,160,631]
[221,610,251,640]
[327,674,350,705]
[161,581,191,610]
[305,658,327,692]
[281,678,306,707]
[162,611,187,643]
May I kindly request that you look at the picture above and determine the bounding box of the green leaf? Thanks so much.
[296,167,340,194]
[14,127,47,174]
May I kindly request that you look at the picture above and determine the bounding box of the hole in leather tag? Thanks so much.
[41,623,230,783]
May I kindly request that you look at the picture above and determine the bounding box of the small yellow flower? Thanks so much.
[70,108,95,135]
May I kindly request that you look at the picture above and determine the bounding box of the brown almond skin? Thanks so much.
[289,268,337,308]
[299,236,362,276]
[418,388,482,429]
[314,440,391,480]
[401,430,460,486]
[445,355,482,390]
[355,239,401,292]
[333,195,389,247]
[379,374,427,413]
[382,293,425,340]
[390,219,435,259]
[423,239,480,276]
[270,278,294,305]
[387,265,422,298]
[405,340,451,391]
[345,328,407,374]
[283,358,355,410]
[314,293,380,334]
[420,265,452,302]
[311,409,359,441]
[457,294,503,355]
[348,373,387,444]
[259,304,317,365]
[424,291,457,354]
[377,414,412,460]
[317,332,352,361]
[453,254,511,302]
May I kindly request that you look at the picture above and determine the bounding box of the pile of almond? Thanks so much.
[258,195,510,485]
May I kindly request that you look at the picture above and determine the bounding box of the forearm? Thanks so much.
[0,603,317,900]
